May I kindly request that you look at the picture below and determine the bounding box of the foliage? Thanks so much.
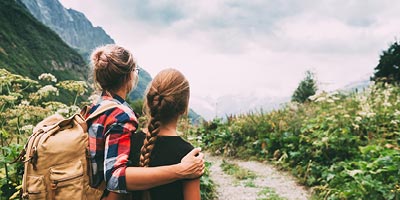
[0,69,88,199]
[195,82,400,199]
[292,70,317,103]
[0,0,87,82]
[1,69,217,199]
[257,187,286,200]
[200,162,218,200]
[220,160,256,180]
[372,41,400,84]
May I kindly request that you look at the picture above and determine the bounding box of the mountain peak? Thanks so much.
[21,0,115,57]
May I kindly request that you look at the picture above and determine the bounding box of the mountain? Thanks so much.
[340,77,371,93]
[191,94,289,120]
[0,0,87,81]
[20,0,152,101]
[128,69,152,101]
[20,0,114,59]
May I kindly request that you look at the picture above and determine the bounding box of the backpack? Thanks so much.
[20,101,119,199]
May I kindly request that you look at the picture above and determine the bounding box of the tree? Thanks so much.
[372,41,400,83]
[292,70,317,103]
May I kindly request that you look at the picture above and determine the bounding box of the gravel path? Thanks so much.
[206,153,311,200]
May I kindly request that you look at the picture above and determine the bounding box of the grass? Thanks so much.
[257,187,287,200]
[220,160,256,180]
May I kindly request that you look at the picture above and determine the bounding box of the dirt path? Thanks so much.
[206,153,311,200]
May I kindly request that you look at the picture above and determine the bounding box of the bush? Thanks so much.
[194,82,400,199]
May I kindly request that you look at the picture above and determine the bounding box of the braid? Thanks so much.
[137,68,190,200]
[139,93,163,167]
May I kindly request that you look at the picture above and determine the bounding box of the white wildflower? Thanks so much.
[331,96,340,101]
[344,114,350,118]
[394,110,400,116]
[326,99,334,103]
[20,100,30,106]
[352,123,360,130]
[358,111,367,116]
[37,85,59,97]
[56,108,69,115]
[69,105,80,113]
[355,116,362,122]
[38,73,57,82]
[20,124,34,132]
[383,102,392,107]
[366,112,376,118]
[390,120,399,125]
[315,97,326,102]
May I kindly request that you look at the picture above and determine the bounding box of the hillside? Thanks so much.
[20,0,155,101]
[0,0,87,81]
[20,0,114,59]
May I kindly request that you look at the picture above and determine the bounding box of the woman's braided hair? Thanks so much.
[139,68,190,167]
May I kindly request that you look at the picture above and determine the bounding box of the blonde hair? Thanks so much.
[139,68,190,167]
[91,44,138,93]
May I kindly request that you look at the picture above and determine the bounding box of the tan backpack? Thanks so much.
[20,101,119,199]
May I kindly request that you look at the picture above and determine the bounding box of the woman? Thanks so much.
[131,68,200,200]
[86,44,204,199]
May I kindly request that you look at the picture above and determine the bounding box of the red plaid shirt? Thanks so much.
[85,92,138,193]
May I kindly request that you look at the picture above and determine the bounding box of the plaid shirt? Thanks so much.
[85,92,138,193]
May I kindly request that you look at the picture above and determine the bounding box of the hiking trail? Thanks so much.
[206,153,311,200]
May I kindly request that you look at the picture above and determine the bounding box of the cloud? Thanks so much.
[58,0,400,101]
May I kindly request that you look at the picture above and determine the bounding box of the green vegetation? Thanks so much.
[0,0,87,82]
[0,69,89,198]
[257,187,286,200]
[195,82,400,199]
[292,70,317,103]
[372,41,400,84]
[200,162,218,200]
[220,160,256,180]
[1,69,217,199]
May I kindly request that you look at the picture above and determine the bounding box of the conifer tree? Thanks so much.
[372,41,400,83]
[292,70,317,103]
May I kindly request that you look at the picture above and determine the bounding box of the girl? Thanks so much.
[132,68,201,200]
[87,44,204,199]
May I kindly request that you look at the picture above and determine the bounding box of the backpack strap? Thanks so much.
[86,100,121,122]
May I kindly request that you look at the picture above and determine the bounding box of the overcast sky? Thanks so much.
[59,0,400,99]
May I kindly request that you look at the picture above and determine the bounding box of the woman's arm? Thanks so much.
[183,178,201,200]
[125,147,204,190]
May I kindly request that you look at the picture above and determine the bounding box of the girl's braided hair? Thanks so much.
[139,68,190,167]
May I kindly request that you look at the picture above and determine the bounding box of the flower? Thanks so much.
[20,124,34,133]
[358,111,367,116]
[38,73,57,82]
[37,85,59,97]
[383,102,392,107]
[366,112,376,118]
[20,100,30,106]
[315,97,326,102]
